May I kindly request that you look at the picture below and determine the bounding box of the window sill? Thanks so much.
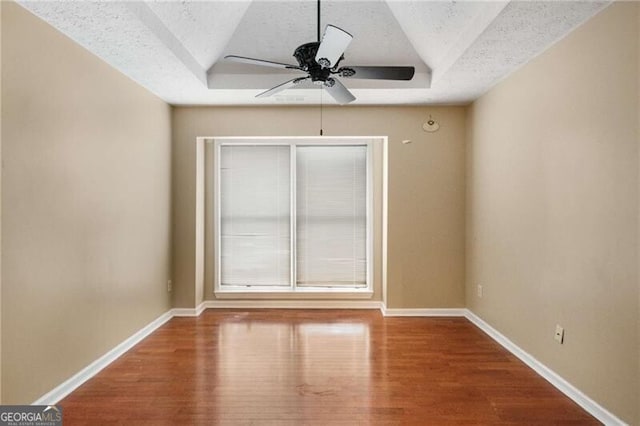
[214,288,374,300]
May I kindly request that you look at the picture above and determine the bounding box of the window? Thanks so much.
[215,138,372,293]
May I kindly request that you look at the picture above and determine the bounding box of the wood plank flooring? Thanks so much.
[60,309,600,425]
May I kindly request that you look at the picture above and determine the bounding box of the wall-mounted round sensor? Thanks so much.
[422,119,440,132]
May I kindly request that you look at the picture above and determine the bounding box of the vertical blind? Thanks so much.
[220,145,291,286]
[218,141,368,290]
[296,146,367,287]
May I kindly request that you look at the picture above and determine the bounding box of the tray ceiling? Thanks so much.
[18,0,610,105]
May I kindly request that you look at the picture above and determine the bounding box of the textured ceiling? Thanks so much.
[18,0,611,106]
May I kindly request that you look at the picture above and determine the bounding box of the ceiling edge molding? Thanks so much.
[430,1,510,85]
[126,2,207,86]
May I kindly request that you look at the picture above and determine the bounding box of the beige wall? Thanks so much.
[638,5,640,419]
[1,2,172,404]
[0,0,3,404]
[172,106,466,309]
[636,4,640,416]
[466,3,639,424]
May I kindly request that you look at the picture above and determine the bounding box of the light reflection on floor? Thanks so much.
[214,319,371,418]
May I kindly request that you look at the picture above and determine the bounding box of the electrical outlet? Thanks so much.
[477,284,483,298]
[167,280,172,292]
[554,325,564,344]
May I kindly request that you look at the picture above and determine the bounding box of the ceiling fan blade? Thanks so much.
[340,66,415,81]
[225,55,301,70]
[323,78,355,105]
[315,25,353,69]
[256,77,310,98]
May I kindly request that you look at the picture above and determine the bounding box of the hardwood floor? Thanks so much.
[60,310,600,425]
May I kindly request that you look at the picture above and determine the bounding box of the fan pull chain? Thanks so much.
[320,89,324,136]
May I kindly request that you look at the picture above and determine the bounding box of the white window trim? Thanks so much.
[213,136,375,296]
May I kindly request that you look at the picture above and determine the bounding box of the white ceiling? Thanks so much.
[18,0,610,106]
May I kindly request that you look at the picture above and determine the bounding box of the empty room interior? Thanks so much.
[1,0,640,424]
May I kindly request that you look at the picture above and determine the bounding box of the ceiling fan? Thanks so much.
[224,0,415,105]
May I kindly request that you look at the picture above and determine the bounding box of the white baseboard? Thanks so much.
[172,302,206,317]
[381,306,466,317]
[32,310,174,406]
[204,300,383,310]
[464,310,626,426]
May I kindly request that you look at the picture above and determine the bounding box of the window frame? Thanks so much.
[213,136,374,295]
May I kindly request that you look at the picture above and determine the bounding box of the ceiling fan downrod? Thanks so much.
[317,0,321,43]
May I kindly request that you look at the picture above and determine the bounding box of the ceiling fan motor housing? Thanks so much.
[293,42,341,82]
